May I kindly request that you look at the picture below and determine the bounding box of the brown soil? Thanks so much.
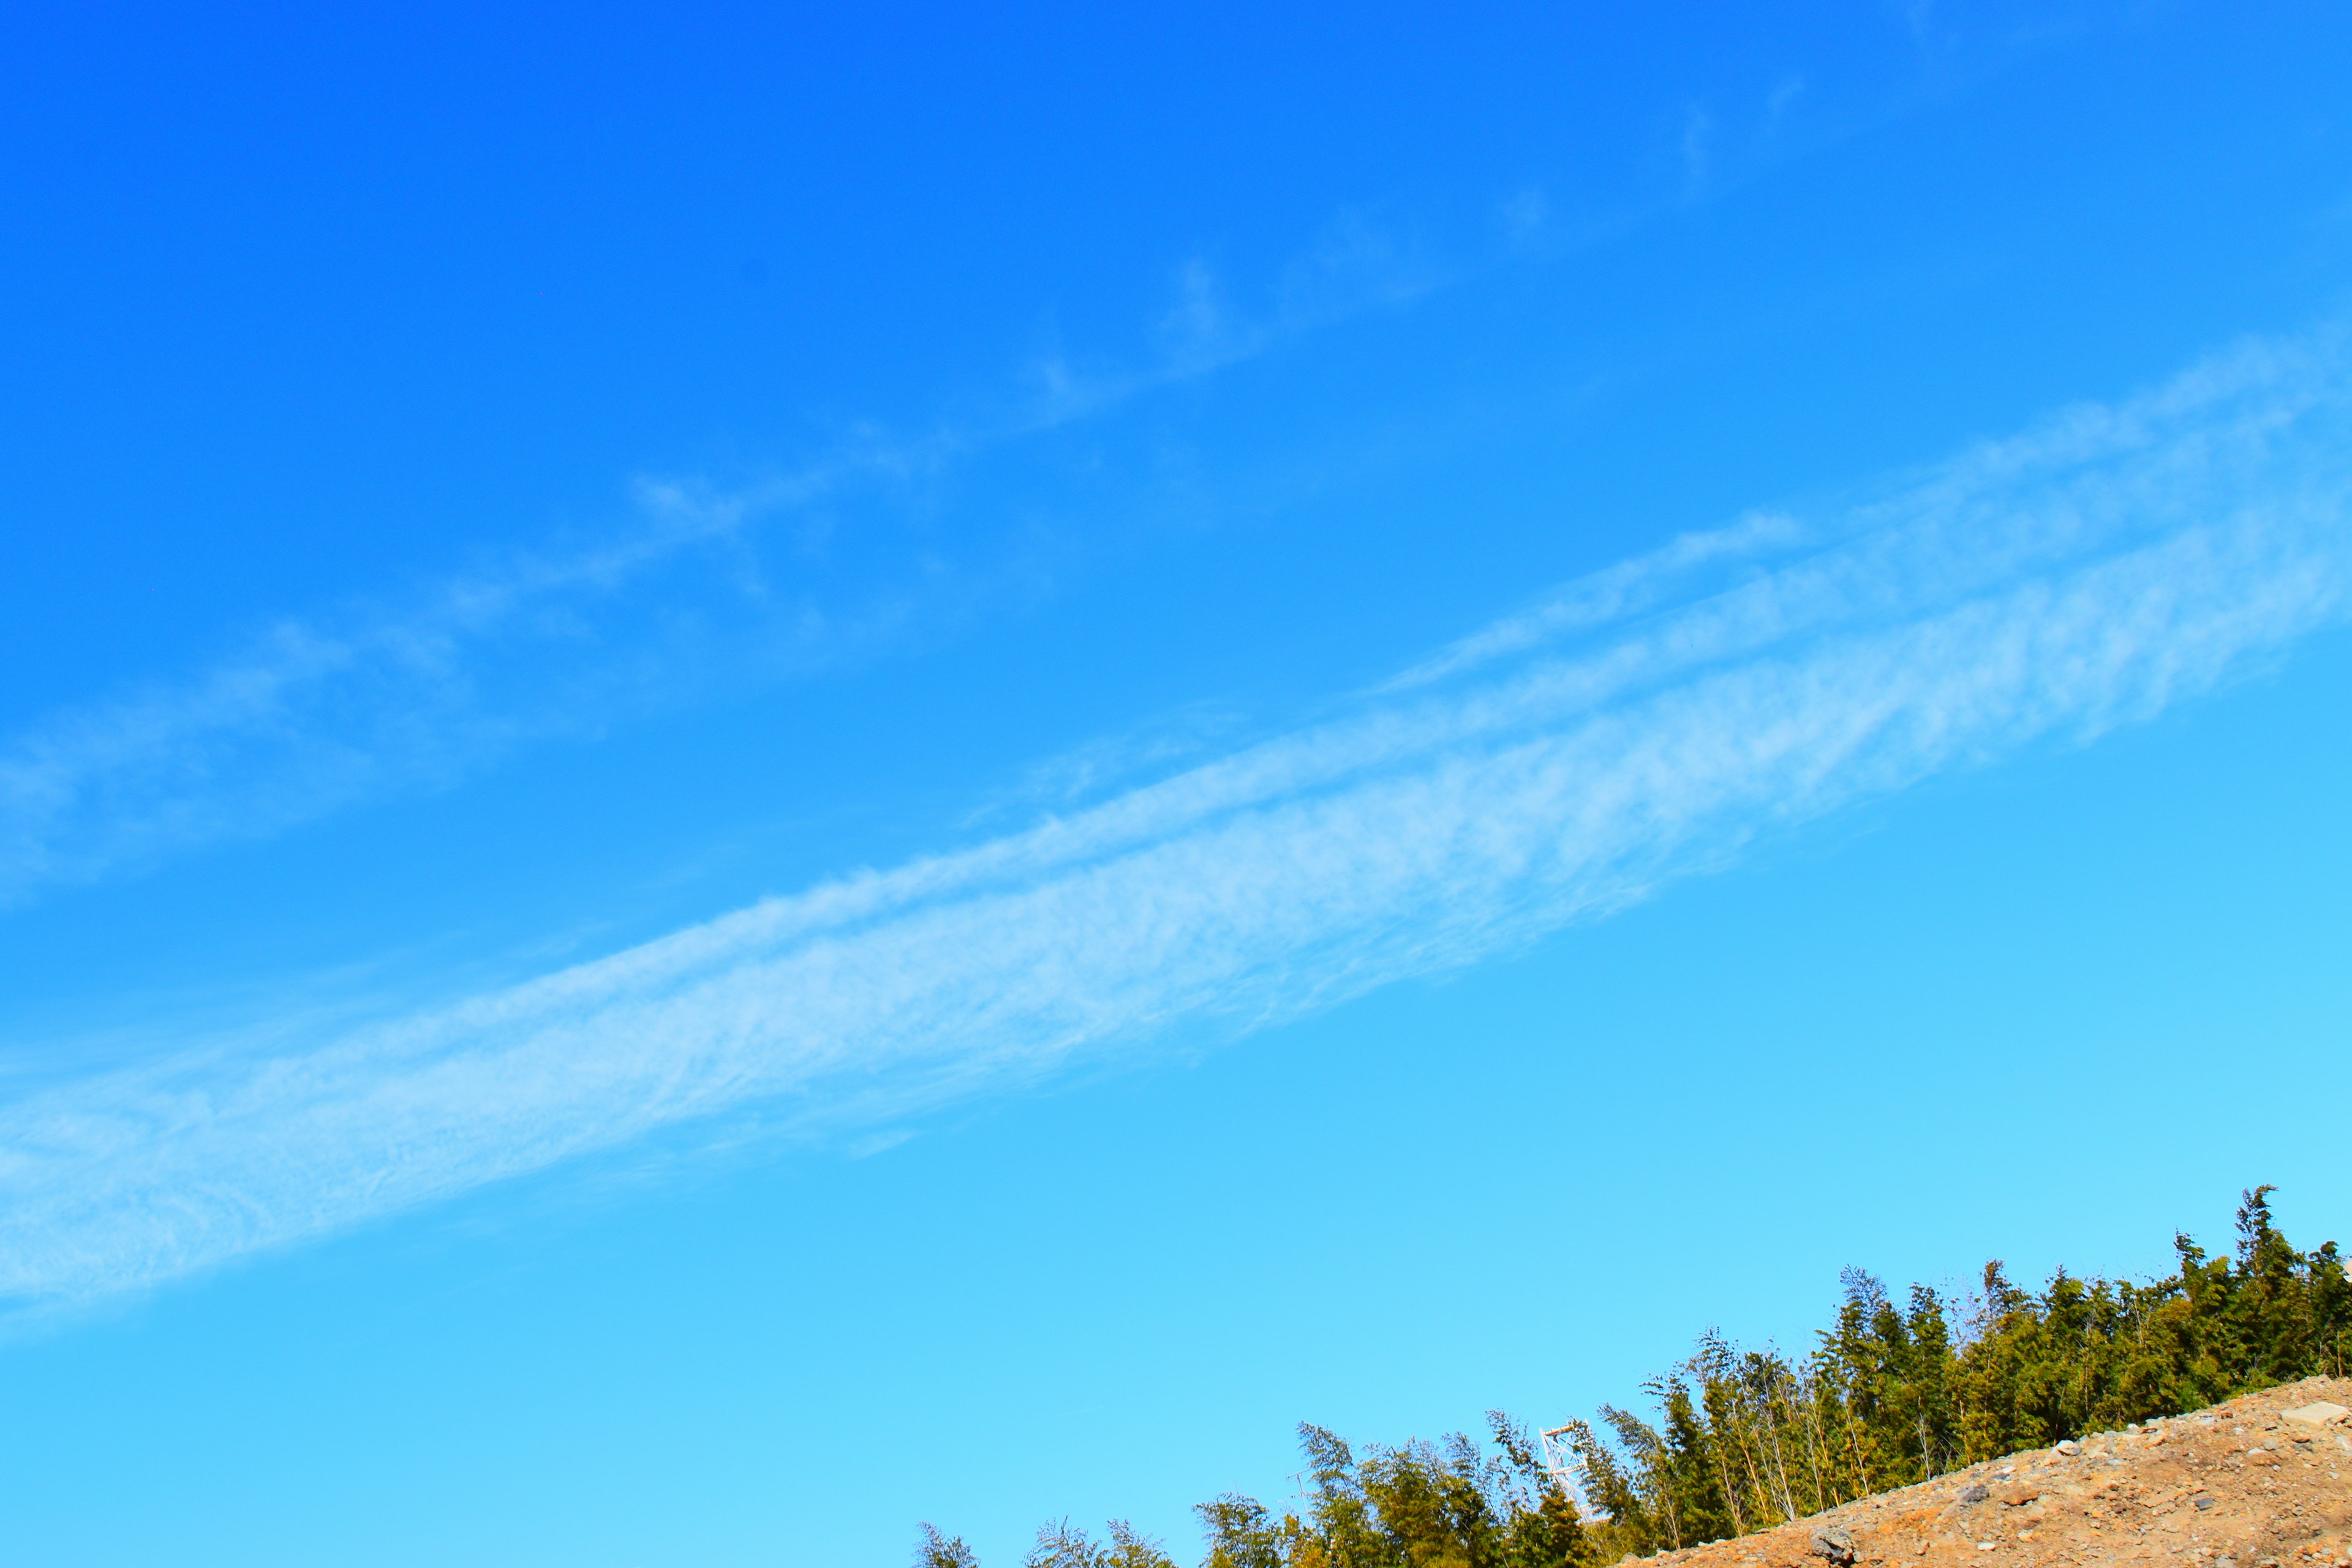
[1632,1377,2352,1568]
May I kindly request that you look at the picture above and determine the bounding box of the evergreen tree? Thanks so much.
[918,1523,982,1568]
[930,1186,2340,1566]
[1193,1417,1591,1568]
[1019,1518,1180,1568]
[1564,1186,2343,1551]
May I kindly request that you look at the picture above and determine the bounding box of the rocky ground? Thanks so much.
[1631,1377,2352,1568]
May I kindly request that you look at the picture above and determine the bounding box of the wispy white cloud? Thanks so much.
[0,223,1458,911]
[3,324,2348,1315]
[0,13,2120,913]
[0,467,913,907]
[1681,105,1716,190]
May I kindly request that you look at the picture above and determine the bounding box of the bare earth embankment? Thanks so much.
[1634,1378,2352,1568]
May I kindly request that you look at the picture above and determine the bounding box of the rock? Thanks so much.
[2283,1402,2350,1431]
[1958,1484,1991,1504]
[1810,1526,1858,1566]
[2054,1439,2080,1456]
[1995,1483,2042,1506]
[2247,1449,2280,1467]
[2196,1496,2218,1510]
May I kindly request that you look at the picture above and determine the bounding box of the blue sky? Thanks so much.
[4,2,2352,1562]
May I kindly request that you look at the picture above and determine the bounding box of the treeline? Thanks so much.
[918,1187,2348,1568]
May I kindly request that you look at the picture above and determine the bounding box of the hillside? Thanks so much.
[1637,1378,2351,1568]
[936,1192,2350,1568]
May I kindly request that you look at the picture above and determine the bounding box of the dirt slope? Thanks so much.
[1631,1377,2352,1568]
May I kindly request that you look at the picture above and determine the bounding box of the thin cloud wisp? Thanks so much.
[2,326,2348,1313]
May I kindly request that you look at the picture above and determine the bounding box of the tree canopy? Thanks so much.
[919,1187,2345,1567]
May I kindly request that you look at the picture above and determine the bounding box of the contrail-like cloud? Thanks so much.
[0,233,1441,912]
[4,325,2349,1313]
[0,468,835,907]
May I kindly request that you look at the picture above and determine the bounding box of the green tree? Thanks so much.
[1196,1417,1590,1568]
[1019,1519,1179,1568]
[952,1185,2341,1567]
[1562,1186,2340,1549]
[918,1522,982,1568]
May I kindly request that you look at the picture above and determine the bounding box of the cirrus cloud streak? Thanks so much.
[4,325,2350,1313]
